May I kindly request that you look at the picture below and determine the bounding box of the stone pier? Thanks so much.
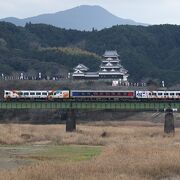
[164,108,175,134]
[66,109,76,132]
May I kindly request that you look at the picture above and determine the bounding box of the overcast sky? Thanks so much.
[0,0,180,24]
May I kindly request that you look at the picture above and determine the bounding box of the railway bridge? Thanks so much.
[0,101,178,133]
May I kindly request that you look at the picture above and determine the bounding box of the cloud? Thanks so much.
[99,0,180,24]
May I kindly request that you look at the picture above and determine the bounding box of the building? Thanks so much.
[99,50,128,81]
[72,50,129,81]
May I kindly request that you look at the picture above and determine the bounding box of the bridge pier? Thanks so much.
[164,108,175,134]
[66,109,76,132]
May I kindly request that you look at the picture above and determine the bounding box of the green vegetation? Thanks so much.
[35,145,102,161]
[1,22,180,84]
[0,145,102,167]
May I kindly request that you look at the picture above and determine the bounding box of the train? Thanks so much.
[4,90,180,101]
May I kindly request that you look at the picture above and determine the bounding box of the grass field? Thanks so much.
[0,144,101,170]
[0,121,180,180]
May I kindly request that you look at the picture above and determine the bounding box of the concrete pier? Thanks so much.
[164,108,175,134]
[66,109,76,132]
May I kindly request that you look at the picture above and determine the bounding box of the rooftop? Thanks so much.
[103,50,119,57]
[73,64,89,71]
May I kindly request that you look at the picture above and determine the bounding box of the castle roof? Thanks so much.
[103,50,119,57]
[73,64,89,71]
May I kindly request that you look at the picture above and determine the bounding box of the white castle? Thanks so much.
[72,50,129,81]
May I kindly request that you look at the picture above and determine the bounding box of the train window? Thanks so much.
[30,92,35,95]
[81,92,86,96]
[149,93,152,96]
[42,92,47,95]
[106,92,110,96]
[121,92,127,96]
[164,93,169,96]
[158,93,163,95]
[18,92,23,96]
[99,92,104,96]
[24,92,29,96]
[5,92,9,95]
[72,92,79,96]
[54,92,57,95]
[152,93,156,96]
[36,92,41,95]
[170,93,174,96]
[176,93,180,96]
[111,92,116,96]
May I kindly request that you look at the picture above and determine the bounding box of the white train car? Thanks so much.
[49,90,69,99]
[4,90,69,100]
[136,91,180,99]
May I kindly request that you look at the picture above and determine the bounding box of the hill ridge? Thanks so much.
[0,5,147,31]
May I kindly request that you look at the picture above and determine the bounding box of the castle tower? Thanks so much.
[99,50,129,81]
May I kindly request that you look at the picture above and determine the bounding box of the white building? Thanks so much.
[72,50,129,81]
[99,50,129,81]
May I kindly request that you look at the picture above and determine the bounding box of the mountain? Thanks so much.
[0,5,147,31]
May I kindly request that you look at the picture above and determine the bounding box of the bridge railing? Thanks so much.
[0,101,179,111]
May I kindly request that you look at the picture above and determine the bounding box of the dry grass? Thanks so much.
[0,121,180,179]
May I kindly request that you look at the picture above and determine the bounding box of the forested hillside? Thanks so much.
[1,22,180,85]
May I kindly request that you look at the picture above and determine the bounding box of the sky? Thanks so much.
[0,0,180,24]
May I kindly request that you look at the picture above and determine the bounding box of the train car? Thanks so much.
[135,91,180,100]
[48,90,69,99]
[4,90,48,99]
[4,90,70,100]
[70,90,135,101]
